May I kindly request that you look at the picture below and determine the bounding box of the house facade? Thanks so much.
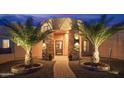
[0,18,124,64]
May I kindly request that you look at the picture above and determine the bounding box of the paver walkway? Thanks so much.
[53,56,76,78]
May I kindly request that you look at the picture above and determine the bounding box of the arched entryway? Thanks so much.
[41,18,93,60]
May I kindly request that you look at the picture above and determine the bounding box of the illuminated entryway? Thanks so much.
[54,30,69,56]
[41,18,72,59]
[41,18,93,60]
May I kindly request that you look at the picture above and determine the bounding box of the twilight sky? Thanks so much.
[0,14,124,26]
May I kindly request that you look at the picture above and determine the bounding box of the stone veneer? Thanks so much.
[42,34,54,60]
[43,30,77,59]
[68,30,75,55]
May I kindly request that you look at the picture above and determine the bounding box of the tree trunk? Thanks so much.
[24,48,33,66]
[93,46,100,63]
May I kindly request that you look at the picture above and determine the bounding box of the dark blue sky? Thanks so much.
[0,14,124,26]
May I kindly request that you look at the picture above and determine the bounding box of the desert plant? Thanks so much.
[0,17,53,66]
[77,15,124,63]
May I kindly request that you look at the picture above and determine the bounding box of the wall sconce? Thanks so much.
[75,42,79,46]
[74,33,79,40]
[42,40,46,50]
[74,42,79,51]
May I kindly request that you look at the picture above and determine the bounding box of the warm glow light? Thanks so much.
[42,43,46,49]
[74,42,79,51]
[2,39,10,48]
[74,33,79,40]
[83,40,87,52]
[75,42,79,46]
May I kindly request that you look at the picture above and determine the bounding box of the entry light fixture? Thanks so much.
[75,42,79,46]
[74,42,79,51]
[42,40,46,50]
[74,33,79,40]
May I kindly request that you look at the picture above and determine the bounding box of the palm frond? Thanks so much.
[79,15,124,47]
[0,17,53,50]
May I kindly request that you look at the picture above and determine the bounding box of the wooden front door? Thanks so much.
[55,40,63,55]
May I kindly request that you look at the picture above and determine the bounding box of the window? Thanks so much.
[0,39,12,54]
[2,39,10,48]
[83,40,87,52]
[74,33,79,51]
[82,40,93,56]
[83,40,90,52]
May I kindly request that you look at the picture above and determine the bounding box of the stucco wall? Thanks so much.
[65,33,69,56]
[0,53,14,64]
[0,44,25,64]
[14,45,25,59]
[0,43,42,64]
[32,42,42,59]
[100,31,124,60]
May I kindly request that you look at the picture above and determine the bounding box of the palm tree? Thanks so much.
[0,17,53,66]
[77,15,124,63]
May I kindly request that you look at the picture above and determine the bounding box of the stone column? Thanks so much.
[68,30,74,55]
[42,33,54,60]
[46,34,54,56]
